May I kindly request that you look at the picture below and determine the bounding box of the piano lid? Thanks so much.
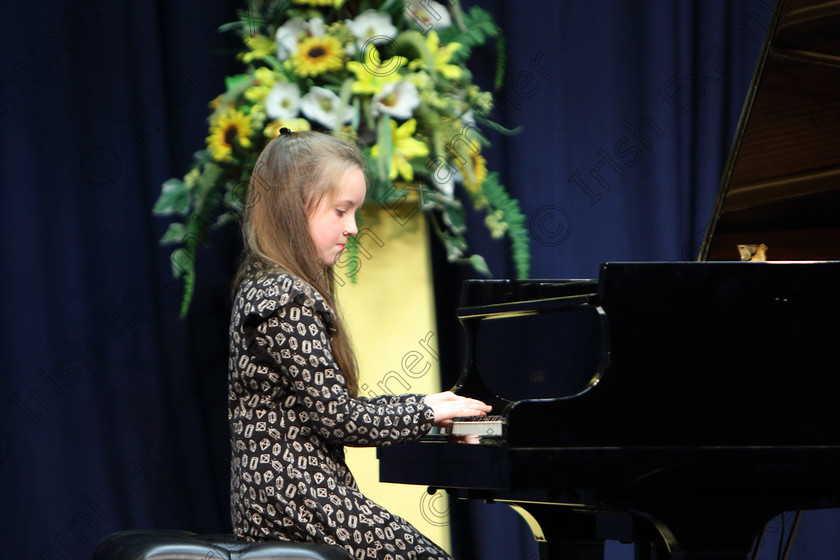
[699,0,840,262]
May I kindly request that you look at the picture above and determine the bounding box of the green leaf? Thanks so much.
[361,95,375,132]
[493,31,507,90]
[262,54,286,73]
[179,270,195,318]
[445,235,467,260]
[172,216,208,318]
[217,21,241,34]
[153,178,191,216]
[394,30,438,80]
[223,181,247,213]
[224,73,253,92]
[160,222,187,245]
[214,211,239,228]
[441,204,466,234]
[376,114,392,182]
[192,149,213,166]
[474,111,522,136]
[336,78,355,131]
[343,237,360,284]
[351,97,361,132]
[193,163,224,214]
[466,254,492,276]
[481,172,531,279]
[437,6,500,63]
[170,246,192,280]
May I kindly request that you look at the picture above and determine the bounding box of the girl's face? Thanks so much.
[307,166,366,266]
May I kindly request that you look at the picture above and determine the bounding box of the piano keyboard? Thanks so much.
[445,415,507,437]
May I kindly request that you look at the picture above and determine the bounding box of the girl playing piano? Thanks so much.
[228,128,490,560]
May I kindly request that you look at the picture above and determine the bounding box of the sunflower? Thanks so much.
[460,151,488,204]
[291,35,345,77]
[207,109,254,161]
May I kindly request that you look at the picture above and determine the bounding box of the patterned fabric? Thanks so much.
[228,262,452,560]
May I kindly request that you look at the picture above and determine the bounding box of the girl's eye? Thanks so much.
[336,209,346,217]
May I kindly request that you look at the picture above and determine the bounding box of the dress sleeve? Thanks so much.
[357,394,428,406]
[244,291,435,448]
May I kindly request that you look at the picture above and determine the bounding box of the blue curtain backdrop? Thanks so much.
[2,1,837,560]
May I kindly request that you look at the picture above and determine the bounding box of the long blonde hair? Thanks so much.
[236,131,364,396]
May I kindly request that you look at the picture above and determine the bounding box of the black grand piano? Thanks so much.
[378,1,840,558]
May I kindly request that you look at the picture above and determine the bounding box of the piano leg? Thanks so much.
[631,502,771,560]
[506,503,611,560]
[506,503,677,560]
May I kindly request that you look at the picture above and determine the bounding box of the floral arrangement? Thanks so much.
[154,0,531,315]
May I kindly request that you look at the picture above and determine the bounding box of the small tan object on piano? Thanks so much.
[445,415,507,437]
[737,243,768,261]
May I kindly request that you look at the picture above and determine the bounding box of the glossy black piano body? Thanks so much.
[380,263,840,558]
[379,0,840,557]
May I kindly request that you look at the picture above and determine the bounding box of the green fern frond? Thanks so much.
[166,162,228,317]
[493,31,507,90]
[438,6,501,62]
[482,173,531,278]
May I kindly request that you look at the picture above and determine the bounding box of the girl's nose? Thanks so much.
[344,220,358,237]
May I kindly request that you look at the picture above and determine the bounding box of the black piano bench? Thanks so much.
[92,530,354,560]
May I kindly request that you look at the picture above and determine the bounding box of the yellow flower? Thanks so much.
[405,71,433,91]
[239,34,276,63]
[207,109,254,161]
[243,67,278,107]
[469,86,493,112]
[460,151,488,196]
[408,31,462,80]
[346,55,406,95]
[291,35,345,77]
[484,210,508,239]
[263,117,311,138]
[371,119,429,181]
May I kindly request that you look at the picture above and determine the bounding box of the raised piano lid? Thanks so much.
[699,0,840,262]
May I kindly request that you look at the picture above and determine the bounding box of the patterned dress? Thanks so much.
[228,262,452,560]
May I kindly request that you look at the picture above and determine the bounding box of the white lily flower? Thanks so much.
[430,171,455,199]
[308,18,327,38]
[404,0,452,31]
[275,18,326,60]
[346,10,397,49]
[265,82,301,119]
[372,81,420,120]
[300,87,353,130]
[461,110,477,126]
[425,153,457,199]
[276,18,306,59]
